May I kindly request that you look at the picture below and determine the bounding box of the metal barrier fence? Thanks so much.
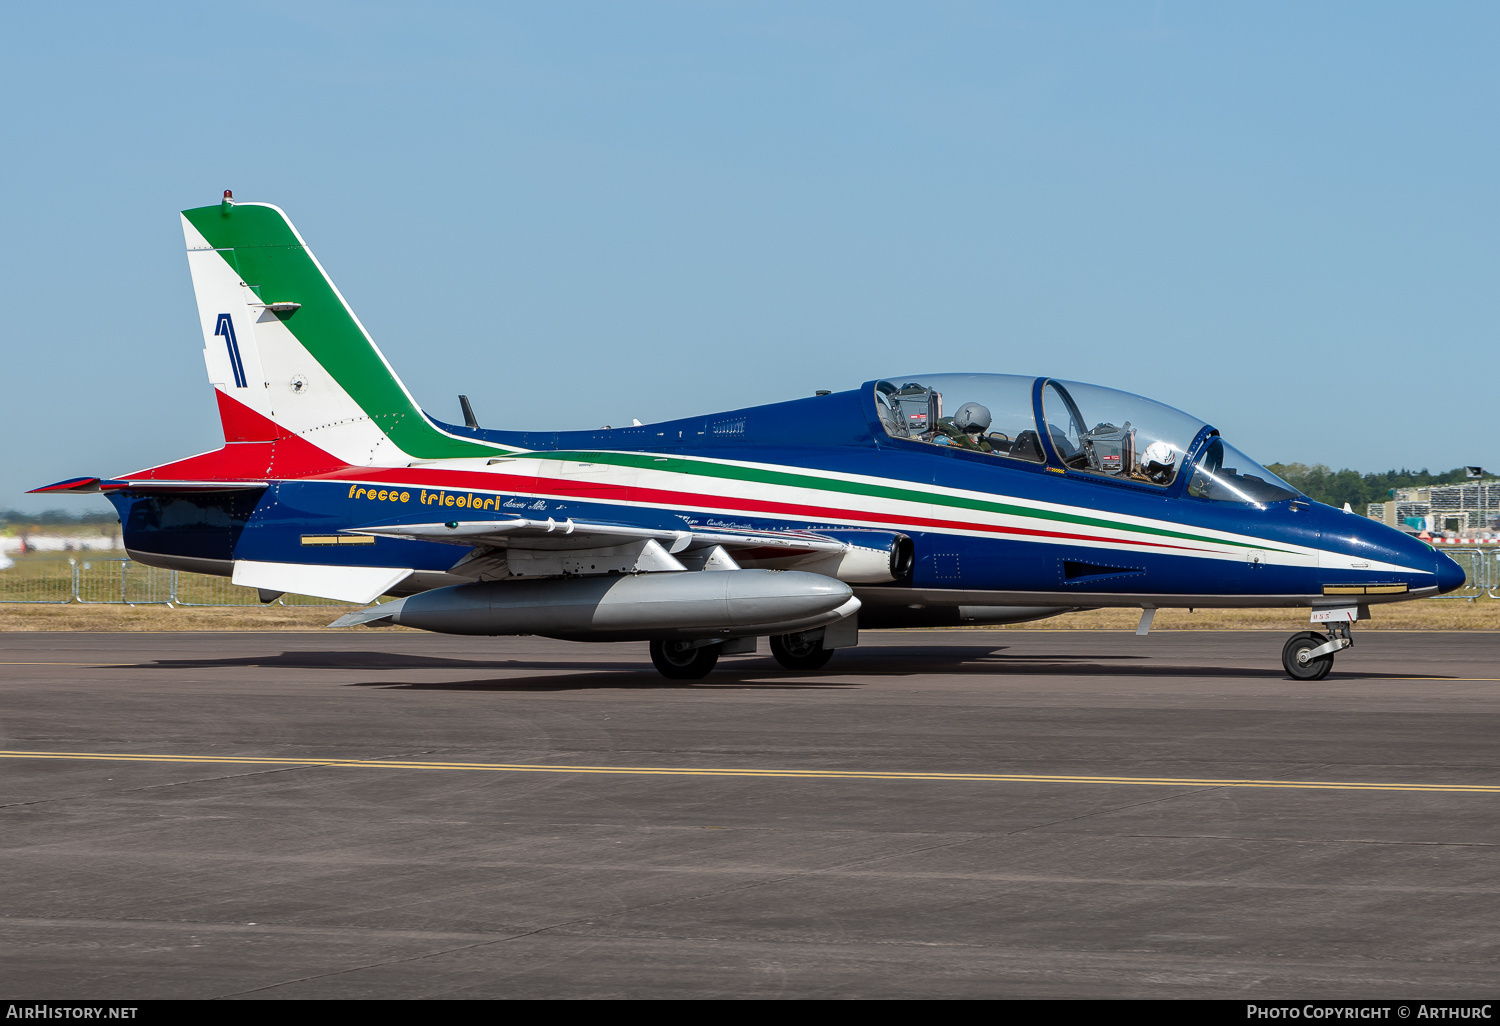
[1436,548,1500,600]
[0,558,355,606]
[1438,549,1485,601]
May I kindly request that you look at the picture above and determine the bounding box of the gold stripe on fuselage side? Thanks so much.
[1324,583,1409,595]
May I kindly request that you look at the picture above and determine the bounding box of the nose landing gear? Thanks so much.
[1281,621,1354,681]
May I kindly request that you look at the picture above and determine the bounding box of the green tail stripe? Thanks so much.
[183,203,503,459]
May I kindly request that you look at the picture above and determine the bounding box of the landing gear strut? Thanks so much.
[770,631,835,671]
[650,639,720,680]
[1281,621,1354,681]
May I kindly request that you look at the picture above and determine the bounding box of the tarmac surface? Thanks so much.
[1,628,1498,999]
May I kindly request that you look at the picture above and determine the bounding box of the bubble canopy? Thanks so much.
[871,374,1301,504]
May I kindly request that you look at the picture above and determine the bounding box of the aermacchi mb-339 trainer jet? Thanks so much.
[36,194,1467,680]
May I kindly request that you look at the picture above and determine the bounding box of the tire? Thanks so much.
[1282,631,1334,681]
[770,632,835,671]
[649,639,720,680]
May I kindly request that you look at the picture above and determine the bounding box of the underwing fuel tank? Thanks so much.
[334,570,859,642]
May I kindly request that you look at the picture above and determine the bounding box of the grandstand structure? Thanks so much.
[1368,479,1500,539]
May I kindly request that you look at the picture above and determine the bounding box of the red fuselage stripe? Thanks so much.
[329,467,1210,554]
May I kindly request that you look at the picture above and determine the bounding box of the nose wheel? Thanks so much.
[1281,623,1354,681]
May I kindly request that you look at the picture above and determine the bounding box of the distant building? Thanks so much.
[1367,479,1500,536]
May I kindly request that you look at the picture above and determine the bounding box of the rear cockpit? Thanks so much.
[873,374,1301,503]
[877,375,1048,463]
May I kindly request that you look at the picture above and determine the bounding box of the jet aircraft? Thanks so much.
[34,194,1468,680]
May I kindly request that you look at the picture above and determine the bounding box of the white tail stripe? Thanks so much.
[182,216,416,467]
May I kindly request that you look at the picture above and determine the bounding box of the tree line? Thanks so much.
[1265,465,1476,511]
[0,509,121,531]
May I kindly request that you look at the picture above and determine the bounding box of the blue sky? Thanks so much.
[2,1,1495,514]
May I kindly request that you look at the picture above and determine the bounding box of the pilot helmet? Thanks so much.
[1142,441,1176,473]
[953,402,992,435]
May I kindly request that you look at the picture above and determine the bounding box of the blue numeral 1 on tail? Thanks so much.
[215,313,248,388]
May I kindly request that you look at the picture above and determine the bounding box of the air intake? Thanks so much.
[1061,560,1143,583]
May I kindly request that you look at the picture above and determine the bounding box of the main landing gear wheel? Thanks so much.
[650,640,720,680]
[770,632,835,671]
[1282,631,1334,681]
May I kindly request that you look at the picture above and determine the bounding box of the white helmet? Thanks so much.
[1142,441,1176,472]
[953,402,992,435]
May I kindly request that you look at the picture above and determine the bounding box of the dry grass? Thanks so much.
[987,601,1500,632]
[0,604,400,632]
[1,599,1497,632]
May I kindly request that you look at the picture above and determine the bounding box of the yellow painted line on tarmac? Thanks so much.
[1,750,1497,794]
[1389,677,1500,682]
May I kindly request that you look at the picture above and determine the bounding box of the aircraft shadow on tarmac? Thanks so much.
[349,675,869,692]
[338,645,1024,690]
[112,646,1449,690]
[346,647,1447,691]
[111,645,1024,673]
[116,644,1119,672]
[110,651,581,671]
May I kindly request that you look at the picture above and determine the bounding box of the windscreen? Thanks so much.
[1186,438,1302,504]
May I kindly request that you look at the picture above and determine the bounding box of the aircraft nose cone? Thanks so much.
[1435,552,1468,594]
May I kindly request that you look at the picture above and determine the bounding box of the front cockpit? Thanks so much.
[872,373,1301,504]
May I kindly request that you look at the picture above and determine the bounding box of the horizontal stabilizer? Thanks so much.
[103,480,269,494]
[26,476,264,496]
[231,560,413,604]
[28,477,104,494]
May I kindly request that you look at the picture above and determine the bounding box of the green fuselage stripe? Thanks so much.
[527,450,1291,553]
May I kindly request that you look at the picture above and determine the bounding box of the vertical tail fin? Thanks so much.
[181,196,497,464]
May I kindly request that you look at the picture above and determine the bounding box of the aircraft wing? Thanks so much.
[348,518,849,579]
[350,518,689,551]
[349,518,846,554]
[685,527,848,555]
[28,477,107,494]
